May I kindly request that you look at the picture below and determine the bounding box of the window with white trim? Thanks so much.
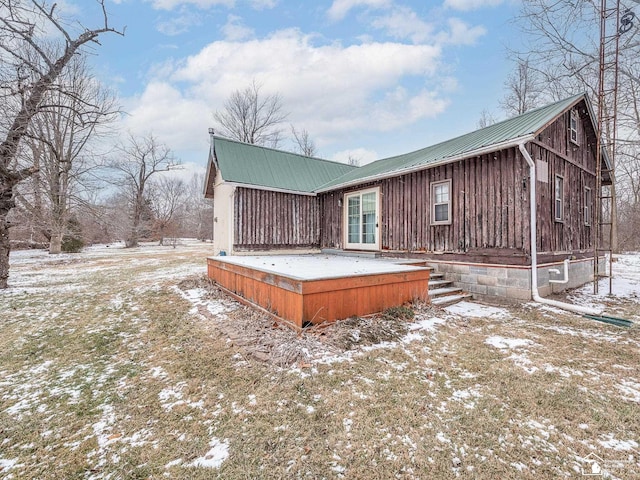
[555,175,564,222]
[431,179,452,225]
[584,187,592,226]
[570,110,580,145]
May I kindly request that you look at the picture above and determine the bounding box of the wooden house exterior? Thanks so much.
[205,93,610,300]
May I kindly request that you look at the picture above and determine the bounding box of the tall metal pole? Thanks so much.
[594,0,620,296]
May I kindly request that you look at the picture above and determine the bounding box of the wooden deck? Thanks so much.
[207,255,431,328]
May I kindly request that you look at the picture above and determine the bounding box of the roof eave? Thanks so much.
[315,134,536,193]
[222,181,317,196]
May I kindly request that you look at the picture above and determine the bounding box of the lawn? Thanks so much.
[1,242,638,479]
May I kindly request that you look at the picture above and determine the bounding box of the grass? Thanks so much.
[0,242,638,479]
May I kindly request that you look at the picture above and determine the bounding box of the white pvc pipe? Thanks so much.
[518,143,603,315]
[549,259,570,284]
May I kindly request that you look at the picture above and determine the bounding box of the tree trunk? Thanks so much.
[49,231,63,254]
[0,186,15,289]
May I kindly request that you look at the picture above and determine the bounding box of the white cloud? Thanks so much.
[250,0,278,9]
[443,0,505,11]
[221,14,254,41]
[370,6,433,43]
[147,0,234,10]
[437,18,486,45]
[156,9,203,35]
[327,0,391,21]
[121,28,454,161]
[368,6,486,46]
[121,82,211,152]
[331,148,379,166]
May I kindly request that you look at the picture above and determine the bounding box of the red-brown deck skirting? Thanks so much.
[207,257,430,328]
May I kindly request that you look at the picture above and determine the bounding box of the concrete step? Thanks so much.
[428,286,464,297]
[430,272,445,280]
[431,293,474,307]
[428,279,453,289]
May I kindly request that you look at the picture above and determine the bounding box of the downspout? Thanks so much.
[517,143,603,315]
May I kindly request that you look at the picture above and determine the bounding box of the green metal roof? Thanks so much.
[316,93,592,191]
[213,136,357,193]
[211,93,609,194]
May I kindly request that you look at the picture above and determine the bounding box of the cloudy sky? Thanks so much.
[78,0,521,172]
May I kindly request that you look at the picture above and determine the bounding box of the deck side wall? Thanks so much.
[207,258,430,327]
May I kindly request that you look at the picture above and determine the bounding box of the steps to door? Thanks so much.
[428,272,472,307]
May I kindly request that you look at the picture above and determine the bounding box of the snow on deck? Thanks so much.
[209,254,428,280]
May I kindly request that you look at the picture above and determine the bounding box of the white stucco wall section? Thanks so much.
[213,170,235,256]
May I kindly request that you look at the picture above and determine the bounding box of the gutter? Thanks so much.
[517,143,603,315]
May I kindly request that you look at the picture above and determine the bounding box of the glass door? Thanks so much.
[344,188,380,250]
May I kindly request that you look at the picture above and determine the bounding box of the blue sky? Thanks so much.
[75,0,522,173]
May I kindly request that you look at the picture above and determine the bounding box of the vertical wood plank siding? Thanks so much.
[320,107,597,259]
[533,106,598,253]
[234,188,320,249]
[319,147,531,254]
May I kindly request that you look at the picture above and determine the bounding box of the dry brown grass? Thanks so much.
[0,243,638,479]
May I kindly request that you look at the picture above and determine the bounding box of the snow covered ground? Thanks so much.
[0,245,638,479]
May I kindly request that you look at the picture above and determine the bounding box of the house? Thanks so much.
[204,93,611,301]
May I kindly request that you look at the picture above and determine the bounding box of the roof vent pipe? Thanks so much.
[518,142,603,316]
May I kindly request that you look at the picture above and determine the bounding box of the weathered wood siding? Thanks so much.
[320,147,531,259]
[320,106,598,262]
[532,102,597,254]
[234,188,320,250]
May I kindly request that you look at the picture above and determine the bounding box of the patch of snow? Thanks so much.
[451,387,482,409]
[210,254,429,280]
[615,380,640,403]
[598,434,639,451]
[445,301,511,319]
[187,438,229,468]
[343,418,353,433]
[485,336,535,350]
[165,458,183,468]
[508,353,539,374]
[150,366,168,379]
[0,458,19,470]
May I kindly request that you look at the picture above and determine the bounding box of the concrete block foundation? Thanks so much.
[429,257,603,301]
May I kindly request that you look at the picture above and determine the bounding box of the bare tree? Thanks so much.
[513,0,640,252]
[148,175,186,246]
[0,0,123,288]
[182,172,213,241]
[109,134,178,248]
[477,109,497,129]
[213,80,288,147]
[14,56,118,254]
[291,125,317,157]
[500,58,543,117]
[347,154,360,167]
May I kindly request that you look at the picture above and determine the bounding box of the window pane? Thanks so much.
[434,203,449,222]
[361,192,376,244]
[434,184,449,203]
[347,197,360,243]
[555,176,563,220]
